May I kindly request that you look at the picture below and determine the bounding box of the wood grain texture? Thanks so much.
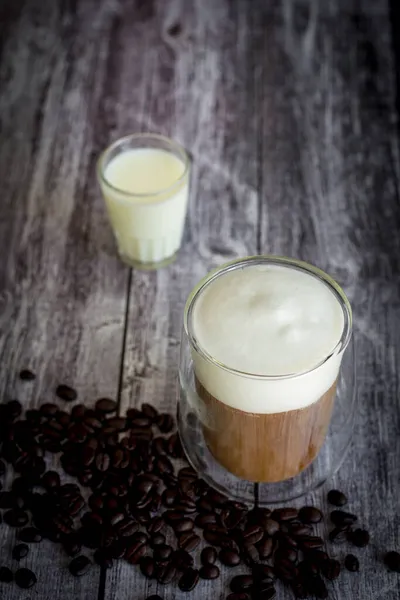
[0,0,399,599]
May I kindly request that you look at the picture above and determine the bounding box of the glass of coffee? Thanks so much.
[178,256,355,504]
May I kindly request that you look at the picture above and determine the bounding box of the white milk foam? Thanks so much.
[191,264,345,414]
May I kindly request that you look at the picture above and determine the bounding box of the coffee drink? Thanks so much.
[185,257,351,482]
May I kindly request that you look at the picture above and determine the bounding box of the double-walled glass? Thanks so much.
[97,133,190,269]
[178,256,355,504]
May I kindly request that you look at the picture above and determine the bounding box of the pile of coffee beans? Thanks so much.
[0,369,398,599]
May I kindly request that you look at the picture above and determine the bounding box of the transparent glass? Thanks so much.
[97,133,190,269]
[178,256,355,504]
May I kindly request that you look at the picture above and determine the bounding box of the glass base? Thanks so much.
[177,337,356,506]
[118,251,177,270]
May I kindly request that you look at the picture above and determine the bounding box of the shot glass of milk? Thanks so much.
[97,133,190,268]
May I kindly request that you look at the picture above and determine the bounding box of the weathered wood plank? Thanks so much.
[0,1,130,598]
[106,0,261,598]
[258,2,400,599]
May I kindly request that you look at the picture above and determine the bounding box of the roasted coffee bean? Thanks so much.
[275,558,298,581]
[140,556,155,579]
[226,594,250,600]
[230,574,254,592]
[252,564,276,582]
[306,550,329,566]
[155,456,174,475]
[199,564,220,579]
[308,576,328,598]
[56,384,77,402]
[348,528,370,547]
[330,510,357,527]
[141,403,158,420]
[221,508,246,530]
[291,580,308,599]
[298,506,323,524]
[173,518,194,533]
[150,533,166,548]
[275,547,297,563]
[264,518,280,536]
[172,549,194,570]
[164,510,184,524]
[6,399,23,419]
[329,527,348,544]
[147,516,164,535]
[95,398,117,413]
[320,558,341,580]
[298,535,324,550]
[154,544,173,561]
[243,524,264,545]
[179,532,201,552]
[95,452,110,472]
[327,489,347,506]
[345,554,359,572]
[290,524,313,537]
[271,508,298,522]
[18,527,42,543]
[384,551,400,572]
[42,470,60,490]
[195,512,217,528]
[15,567,37,589]
[203,529,229,547]
[157,413,174,433]
[19,369,36,381]
[131,416,152,428]
[116,518,138,537]
[125,542,146,564]
[252,586,276,600]
[106,417,127,431]
[4,509,28,527]
[220,548,241,566]
[200,546,217,565]
[257,537,274,560]
[0,566,13,582]
[157,562,177,584]
[179,567,199,591]
[63,534,82,557]
[69,555,91,576]
[12,543,29,561]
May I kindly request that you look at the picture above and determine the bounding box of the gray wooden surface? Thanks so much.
[0,1,399,599]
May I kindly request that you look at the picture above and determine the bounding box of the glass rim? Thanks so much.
[184,255,353,380]
[96,132,190,201]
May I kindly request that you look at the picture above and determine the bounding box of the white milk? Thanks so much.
[101,148,189,265]
[190,263,347,413]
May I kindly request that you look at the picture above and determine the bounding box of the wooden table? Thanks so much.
[0,0,399,598]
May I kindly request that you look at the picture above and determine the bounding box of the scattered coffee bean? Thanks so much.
[220,548,241,566]
[19,369,36,381]
[173,517,194,533]
[18,527,42,543]
[230,574,254,592]
[201,546,217,565]
[178,532,201,552]
[178,567,199,591]
[150,533,166,548]
[199,564,220,579]
[56,384,77,402]
[348,528,370,547]
[69,555,92,576]
[0,566,13,582]
[4,509,28,527]
[298,506,322,524]
[345,554,360,572]
[327,489,348,506]
[15,568,37,589]
[13,543,29,561]
[329,527,348,544]
[264,519,280,536]
[275,558,299,581]
[271,508,298,522]
[243,524,264,545]
[257,536,274,559]
[154,544,173,562]
[321,558,341,580]
[140,556,155,579]
[298,535,324,550]
[252,564,276,582]
[330,510,357,527]
[95,398,117,413]
[384,551,400,572]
